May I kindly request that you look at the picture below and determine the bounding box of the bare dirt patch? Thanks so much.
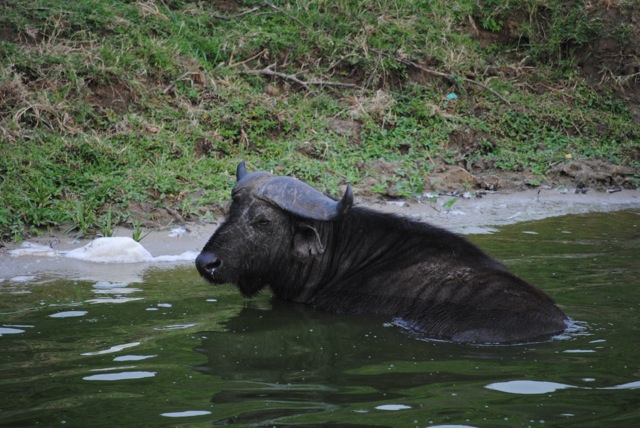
[548,160,637,190]
[213,0,241,13]
[86,80,137,114]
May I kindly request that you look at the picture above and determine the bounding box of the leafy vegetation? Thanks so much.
[1,0,638,240]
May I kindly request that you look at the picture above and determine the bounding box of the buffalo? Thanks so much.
[196,162,568,343]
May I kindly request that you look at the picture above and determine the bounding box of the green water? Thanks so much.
[1,211,639,427]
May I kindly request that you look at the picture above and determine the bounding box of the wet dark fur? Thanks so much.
[197,187,567,343]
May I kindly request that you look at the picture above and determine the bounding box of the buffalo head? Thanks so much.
[195,161,353,297]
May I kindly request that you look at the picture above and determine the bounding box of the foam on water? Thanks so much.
[8,243,58,257]
[8,275,38,282]
[63,237,153,263]
[153,251,199,262]
[9,237,198,264]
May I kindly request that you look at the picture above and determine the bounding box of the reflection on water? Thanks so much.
[81,342,141,356]
[0,326,27,335]
[1,210,639,427]
[48,310,88,318]
[486,380,577,394]
[113,354,157,362]
[486,379,640,395]
[161,410,212,418]
[83,370,157,381]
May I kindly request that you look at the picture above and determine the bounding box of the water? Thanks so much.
[1,210,639,427]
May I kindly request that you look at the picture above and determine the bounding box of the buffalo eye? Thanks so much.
[251,217,271,229]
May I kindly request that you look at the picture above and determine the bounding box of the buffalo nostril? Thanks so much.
[196,252,222,275]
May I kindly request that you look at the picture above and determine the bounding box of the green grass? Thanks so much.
[1,0,638,240]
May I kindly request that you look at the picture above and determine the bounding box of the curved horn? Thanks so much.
[236,161,248,182]
[336,184,353,217]
[257,177,353,221]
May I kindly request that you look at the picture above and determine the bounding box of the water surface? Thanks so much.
[1,210,639,427]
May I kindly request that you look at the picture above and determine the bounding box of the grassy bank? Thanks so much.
[1,0,639,240]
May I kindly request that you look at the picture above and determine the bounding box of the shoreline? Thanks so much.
[369,188,640,233]
[2,188,639,282]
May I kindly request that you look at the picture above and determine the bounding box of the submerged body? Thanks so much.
[196,162,568,343]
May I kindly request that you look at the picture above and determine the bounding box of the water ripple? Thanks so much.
[49,310,88,318]
[81,342,141,356]
[485,380,576,394]
[161,410,212,418]
[83,371,156,381]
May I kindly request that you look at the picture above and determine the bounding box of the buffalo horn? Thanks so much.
[258,176,353,221]
[236,161,248,181]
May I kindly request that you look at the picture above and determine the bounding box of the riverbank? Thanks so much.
[2,0,639,242]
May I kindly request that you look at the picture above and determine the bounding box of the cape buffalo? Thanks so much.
[196,161,568,343]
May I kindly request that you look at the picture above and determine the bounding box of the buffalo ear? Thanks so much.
[293,222,325,262]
